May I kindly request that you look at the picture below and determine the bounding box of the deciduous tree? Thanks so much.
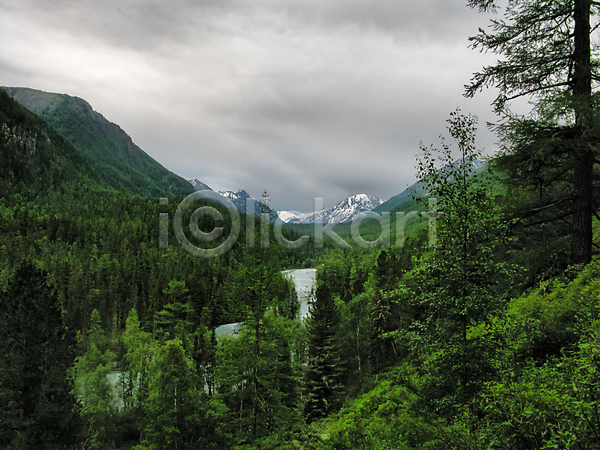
[406,112,512,413]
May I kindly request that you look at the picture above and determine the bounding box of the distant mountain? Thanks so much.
[188,186,276,219]
[276,210,306,223]
[189,179,212,191]
[374,159,487,214]
[471,159,486,172]
[218,190,264,215]
[327,194,384,223]
[373,181,425,214]
[281,194,383,224]
[3,87,194,197]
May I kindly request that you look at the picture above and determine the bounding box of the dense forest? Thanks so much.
[3,1,600,449]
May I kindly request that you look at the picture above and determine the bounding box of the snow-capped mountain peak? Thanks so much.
[281,194,384,224]
[276,210,307,223]
[188,179,212,191]
[219,189,250,200]
[326,194,384,223]
[217,190,255,212]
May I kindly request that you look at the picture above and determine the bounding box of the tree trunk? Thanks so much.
[571,0,593,265]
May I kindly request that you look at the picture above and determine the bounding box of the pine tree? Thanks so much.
[303,282,343,423]
[0,262,81,449]
[370,250,398,373]
[155,279,193,342]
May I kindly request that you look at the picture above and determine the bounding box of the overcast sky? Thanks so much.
[0,0,513,212]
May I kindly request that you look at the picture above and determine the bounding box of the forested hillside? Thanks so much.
[0,86,326,448]
[0,88,103,199]
[3,87,194,197]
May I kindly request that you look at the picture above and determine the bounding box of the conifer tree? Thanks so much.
[466,0,600,265]
[216,311,297,444]
[370,250,399,373]
[156,279,193,342]
[303,282,343,423]
[141,339,225,449]
[0,262,81,449]
[120,308,155,444]
[121,308,153,413]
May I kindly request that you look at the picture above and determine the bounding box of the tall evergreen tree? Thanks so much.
[466,0,600,265]
[0,262,81,449]
[370,250,400,373]
[303,282,343,423]
[216,311,297,445]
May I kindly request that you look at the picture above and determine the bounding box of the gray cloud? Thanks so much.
[0,0,505,211]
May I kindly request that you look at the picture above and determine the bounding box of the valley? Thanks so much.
[2,2,600,447]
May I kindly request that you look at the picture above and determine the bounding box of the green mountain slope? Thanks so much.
[3,87,194,197]
[373,180,427,215]
[0,88,102,198]
[375,160,486,215]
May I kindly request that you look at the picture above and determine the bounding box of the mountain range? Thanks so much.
[279,194,384,224]
[189,179,387,225]
[189,179,212,191]
[188,181,274,219]
[188,159,486,225]
[2,85,486,223]
[217,189,266,216]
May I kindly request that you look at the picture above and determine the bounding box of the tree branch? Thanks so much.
[523,210,572,227]
[502,82,571,102]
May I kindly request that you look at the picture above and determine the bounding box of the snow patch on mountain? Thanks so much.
[218,190,258,212]
[276,210,307,223]
[188,179,212,191]
[281,194,384,224]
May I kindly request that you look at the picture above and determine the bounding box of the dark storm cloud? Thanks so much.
[0,0,504,211]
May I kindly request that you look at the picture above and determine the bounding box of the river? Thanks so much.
[282,268,316,322]
[215,268,316,336]
[106,269,316,404]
